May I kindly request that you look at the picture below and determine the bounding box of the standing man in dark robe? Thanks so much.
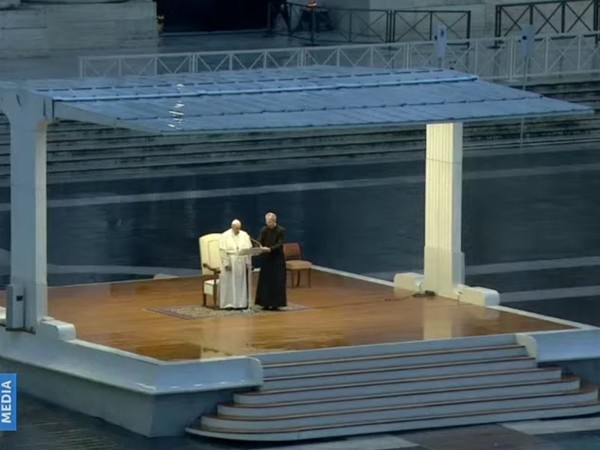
[256,212,287,310]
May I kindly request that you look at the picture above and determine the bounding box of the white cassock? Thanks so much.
[218,229,253,309]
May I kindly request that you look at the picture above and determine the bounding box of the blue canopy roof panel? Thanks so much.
[0,66,591,134]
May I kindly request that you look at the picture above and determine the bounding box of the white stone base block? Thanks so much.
[457,285,500,306]
[0,2,157,57]
[393,272,423,292]
[394,272,500,306]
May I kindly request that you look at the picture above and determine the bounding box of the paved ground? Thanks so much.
[3,394,600,450]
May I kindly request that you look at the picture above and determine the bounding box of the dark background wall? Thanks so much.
[156,0,270,32]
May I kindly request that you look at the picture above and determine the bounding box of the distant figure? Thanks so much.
[219,219,253,309]
[268,0,291,34]
[255,212,287,310]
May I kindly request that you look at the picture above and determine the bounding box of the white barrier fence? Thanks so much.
[79,31,600,82]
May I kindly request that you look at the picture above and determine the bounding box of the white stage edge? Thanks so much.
[0,267,598,436]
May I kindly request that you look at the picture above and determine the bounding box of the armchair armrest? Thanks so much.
[203,263,221,274]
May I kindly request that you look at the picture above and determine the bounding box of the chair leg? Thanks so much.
[203,292,207,306]
[308,269,311,287]
[296,271,301,288]
[290,270,298,288]
[213,277,219,309]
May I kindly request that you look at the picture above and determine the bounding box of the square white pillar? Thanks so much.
[8,115,48,331]
[422,122,465,298]
[394,122,499,306]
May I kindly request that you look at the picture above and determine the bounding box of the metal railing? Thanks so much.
[392,10,471,42]
[496,0,600,36]
[284,3,391,44]
[79,31,600,83]
[268,2,471,44]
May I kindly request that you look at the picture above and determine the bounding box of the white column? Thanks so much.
[421,122,465,298]
[395,122,499,305]
[8,114,48,331]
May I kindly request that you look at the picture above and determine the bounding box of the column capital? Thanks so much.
[1,89,53,128]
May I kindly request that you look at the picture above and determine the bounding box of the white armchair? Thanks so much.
[199,233,222,307]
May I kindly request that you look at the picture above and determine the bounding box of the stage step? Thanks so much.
[254,333,517,364]
[202,388,598,431]
[190,402,600,442]
[234,368,564,404]
[220,378,581,417]
[262,357,536,390]
[261,344,527,377]
[187,335,600,442]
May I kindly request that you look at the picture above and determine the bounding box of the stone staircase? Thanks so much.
[1,78,600,184]
[187,334,600,442]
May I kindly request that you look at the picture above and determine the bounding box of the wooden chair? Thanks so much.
[283,242,312,288]
[199,233,222,306]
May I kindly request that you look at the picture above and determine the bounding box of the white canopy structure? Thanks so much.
[0,66,592,330]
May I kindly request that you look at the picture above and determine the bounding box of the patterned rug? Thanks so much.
[145,303,308,320]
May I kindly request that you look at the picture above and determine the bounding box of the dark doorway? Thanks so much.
[156,0,269,33]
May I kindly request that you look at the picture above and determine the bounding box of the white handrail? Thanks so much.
[79,31,600,83]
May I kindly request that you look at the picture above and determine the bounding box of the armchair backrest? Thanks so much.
[199,233,222,275]
[283,242,302,260]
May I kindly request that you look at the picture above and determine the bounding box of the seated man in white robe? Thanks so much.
[218,219,253,309]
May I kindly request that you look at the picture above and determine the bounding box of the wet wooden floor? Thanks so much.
[7,270,572,361]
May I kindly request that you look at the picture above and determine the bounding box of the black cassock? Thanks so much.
[255,225,287,308]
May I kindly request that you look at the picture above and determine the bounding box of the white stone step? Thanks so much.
[220,378,581,417]
[262,344,527,377]
[235,367,563,405]
[202,388,598,431]
[262,357,537,390]
[254,334,517,365]
[190,402,600,442]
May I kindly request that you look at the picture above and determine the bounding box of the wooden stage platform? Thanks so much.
[6,270,572,361]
